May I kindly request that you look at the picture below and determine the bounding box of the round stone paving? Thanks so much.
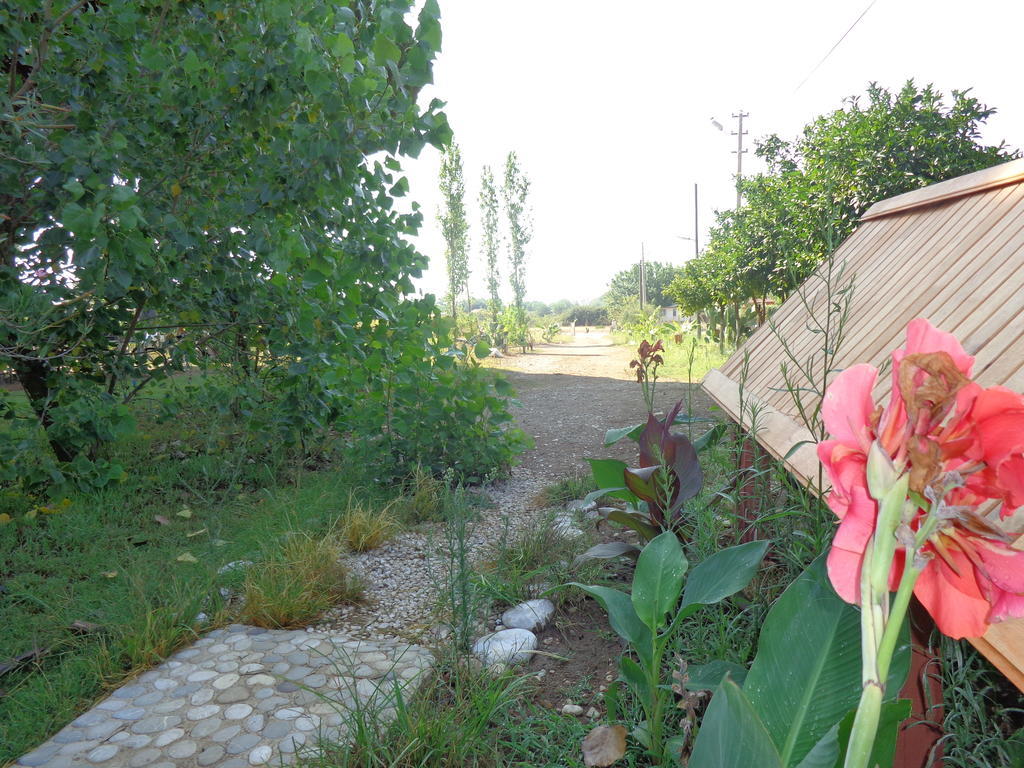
[15,626,433,768]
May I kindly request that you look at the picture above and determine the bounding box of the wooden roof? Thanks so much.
[702,156,1024,690]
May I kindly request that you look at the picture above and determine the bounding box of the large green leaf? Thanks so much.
[741,555,869,767]
[680,539,769,614]
[689,679,783,768]
[586,459,638,502]
[687,660,748,690]
[832,699,912,768]
[568,583,652,667]
[631,531,687,632]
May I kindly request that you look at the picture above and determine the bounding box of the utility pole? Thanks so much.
[731,110,748,209]
[639,242,647,310]
[693,182,699,257]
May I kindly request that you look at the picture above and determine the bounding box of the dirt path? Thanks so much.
[488,329,715,478]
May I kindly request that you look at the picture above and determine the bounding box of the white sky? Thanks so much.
[401,0,1024,305]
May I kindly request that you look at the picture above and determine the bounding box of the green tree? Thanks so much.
[439,141,470,317]
[501,151,532,351]
[605,261,681,310]
[1,0,453,478]
[478,164,502,328]
[670,81,1013,338]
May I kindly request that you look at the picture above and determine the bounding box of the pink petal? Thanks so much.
[821,364,878,452]
[900,318,975,376]
[973,537,1024,594]
[987,590,1024,624]
[826,486,877,603]
[914,553,991,639]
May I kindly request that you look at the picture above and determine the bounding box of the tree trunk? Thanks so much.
[13,359,76,463]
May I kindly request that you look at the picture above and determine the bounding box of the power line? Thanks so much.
[794,0,878,93]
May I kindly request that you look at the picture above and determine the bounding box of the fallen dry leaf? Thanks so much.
[153,515,171,526]
[186,528,208,538]
[176,507,193,519]
[176,552,198,563]
[582,724,627,767]
[100,571,118,579]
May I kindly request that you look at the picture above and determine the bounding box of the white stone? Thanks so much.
[471,628,537,666]
[224,704,253,720]
[190,689,214,706]
[561,704,584,716]
[212,673,240,690]
[153,728,184,747]
[247,674,275,687]
[248,745,273,765]
[274,707,303,720]
[87,744,119,763]
[500,599,555,632]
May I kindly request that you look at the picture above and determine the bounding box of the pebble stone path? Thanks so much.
[15,625,433,768]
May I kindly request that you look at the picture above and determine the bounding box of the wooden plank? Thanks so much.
[704,163,1024,694]
[702,369,824,493]
[862,157,1024,221]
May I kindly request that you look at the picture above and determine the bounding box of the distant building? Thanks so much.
[659,305,680,322]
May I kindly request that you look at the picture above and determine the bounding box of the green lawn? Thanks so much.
[0,375,405,762]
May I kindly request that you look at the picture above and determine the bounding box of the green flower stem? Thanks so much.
[845,679,885,768]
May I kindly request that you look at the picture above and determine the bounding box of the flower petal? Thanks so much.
[914,547,991,639]
[821,364,878,452]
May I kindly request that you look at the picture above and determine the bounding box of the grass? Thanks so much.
[613,330,732,382]
[0,376,411,763]
[473,510,605,610]
[237,532,363,628]
[530,472,597,509]
[941,636,1024,766]
[333,492,402,552]
[304,656,528,768]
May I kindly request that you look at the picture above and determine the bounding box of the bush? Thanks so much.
[561,304,609,326]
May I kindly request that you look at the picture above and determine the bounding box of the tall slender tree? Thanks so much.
[438,141,470,317]
[501,152,532,349]
[479,165,502,329]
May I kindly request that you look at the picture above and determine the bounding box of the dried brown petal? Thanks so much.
[582,724,628,767]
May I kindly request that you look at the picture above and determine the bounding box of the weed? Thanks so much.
[307,655,526,768]
[474,512,603,609]
[941,636,1024,767]
[531,472,597,510]
[404,463,446,523]
[334,492,402,552]
[238,533,362,628]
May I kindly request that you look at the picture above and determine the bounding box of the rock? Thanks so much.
[501,599,555,632]
[217,561,253,575]
[553,513,583,537]
[586,707,600,719]
[561,704,584,716]
[566,499,597,514]
[471,629,537,666]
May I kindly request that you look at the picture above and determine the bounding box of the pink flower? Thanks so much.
[819,319,1024,639]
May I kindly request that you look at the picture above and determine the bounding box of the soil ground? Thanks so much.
[487,329,715,477]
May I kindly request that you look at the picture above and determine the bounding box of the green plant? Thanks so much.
[404,464,446,523]
[533,472,598,509]
[474,512,602,609]
[579,401,705,562]
[629,340,665,414]
[689,555,911,768]
[238,532,362,628]
[1,0,452,484]
[502,151,532,352]
[311,656,526,768]
[569,531,768,764]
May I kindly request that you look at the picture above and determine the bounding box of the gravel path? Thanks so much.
[318,330,715,641]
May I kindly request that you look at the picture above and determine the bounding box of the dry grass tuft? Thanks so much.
[239,533,362,628]
[334,494,402,552]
